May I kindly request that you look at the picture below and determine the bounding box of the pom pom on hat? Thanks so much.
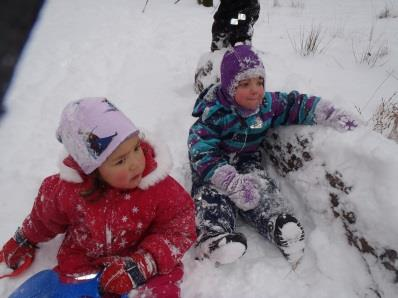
[56,97,139,174]
[220,45,265,99]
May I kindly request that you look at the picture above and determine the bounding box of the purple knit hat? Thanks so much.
[220,45,265,99]
[56,97,139,174]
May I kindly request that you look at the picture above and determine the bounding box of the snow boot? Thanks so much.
[268,213,305,267]
[196,232,247,265]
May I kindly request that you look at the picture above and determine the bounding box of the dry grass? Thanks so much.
[288,25,330,56]
[273,0,281,7]
[290,0,305,9]
[372,92,398,142]
[352,26,389,67]
[378,3,398,19]
[273,0,305,9]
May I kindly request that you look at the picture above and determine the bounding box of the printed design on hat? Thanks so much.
[240,56,259,69]
[102,98,118,112]
[80,129,118,159]
[80,99,121,159]
[74,97,118,112]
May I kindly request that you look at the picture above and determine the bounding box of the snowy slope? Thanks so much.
[0,0,397,297]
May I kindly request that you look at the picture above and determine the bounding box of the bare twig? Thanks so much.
[362,70,394,111]
[391,72,398,81]
[354,105,362,116]
[142,0,149,13]
[330,55,345,70]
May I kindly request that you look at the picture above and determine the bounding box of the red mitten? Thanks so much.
[99,251,157,295]
[1,228,36,272]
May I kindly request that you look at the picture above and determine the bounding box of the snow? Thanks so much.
[209,241,247,265]
[0,0,397,297]
[195,233,247,265]
[0,263,13,277]
[278,221,305,265]
[280,222,302,240]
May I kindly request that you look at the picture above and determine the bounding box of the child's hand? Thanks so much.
[99,257,139,294]
[333,113,359,132]
[98,252,157,295]
[228,174,261,211]
[1,228,36,271]
[211,164,260,211]
[315,100,360,132]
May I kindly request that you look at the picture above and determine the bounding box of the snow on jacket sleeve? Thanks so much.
[267,91,321,127]
[20,175,69,244]
[137,176,196,274]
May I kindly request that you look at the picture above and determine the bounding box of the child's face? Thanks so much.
[234,77,264,110]
[98,135,145,189]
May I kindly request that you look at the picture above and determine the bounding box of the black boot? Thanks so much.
[268,213,305,266]
[196,232,247,264]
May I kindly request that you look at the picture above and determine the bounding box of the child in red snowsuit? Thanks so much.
[0,97,196,297]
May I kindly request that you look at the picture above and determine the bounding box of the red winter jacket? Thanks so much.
[20,138,196,278]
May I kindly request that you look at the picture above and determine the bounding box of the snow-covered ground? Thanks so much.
[1,0,397,297]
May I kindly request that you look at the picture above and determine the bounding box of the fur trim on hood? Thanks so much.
[138,133,173,190]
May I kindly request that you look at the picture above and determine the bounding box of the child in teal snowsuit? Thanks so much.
[188,45,359,266]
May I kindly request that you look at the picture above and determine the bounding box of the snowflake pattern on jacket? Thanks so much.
[188,84,321,182]
[20,137,196,279]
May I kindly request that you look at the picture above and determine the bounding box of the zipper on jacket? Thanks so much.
[104,197,113,255]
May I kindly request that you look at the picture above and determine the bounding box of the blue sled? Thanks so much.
[9,269,129,298]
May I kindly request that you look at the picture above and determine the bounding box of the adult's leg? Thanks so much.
[211,0,260,51]
[229,0,260,46]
